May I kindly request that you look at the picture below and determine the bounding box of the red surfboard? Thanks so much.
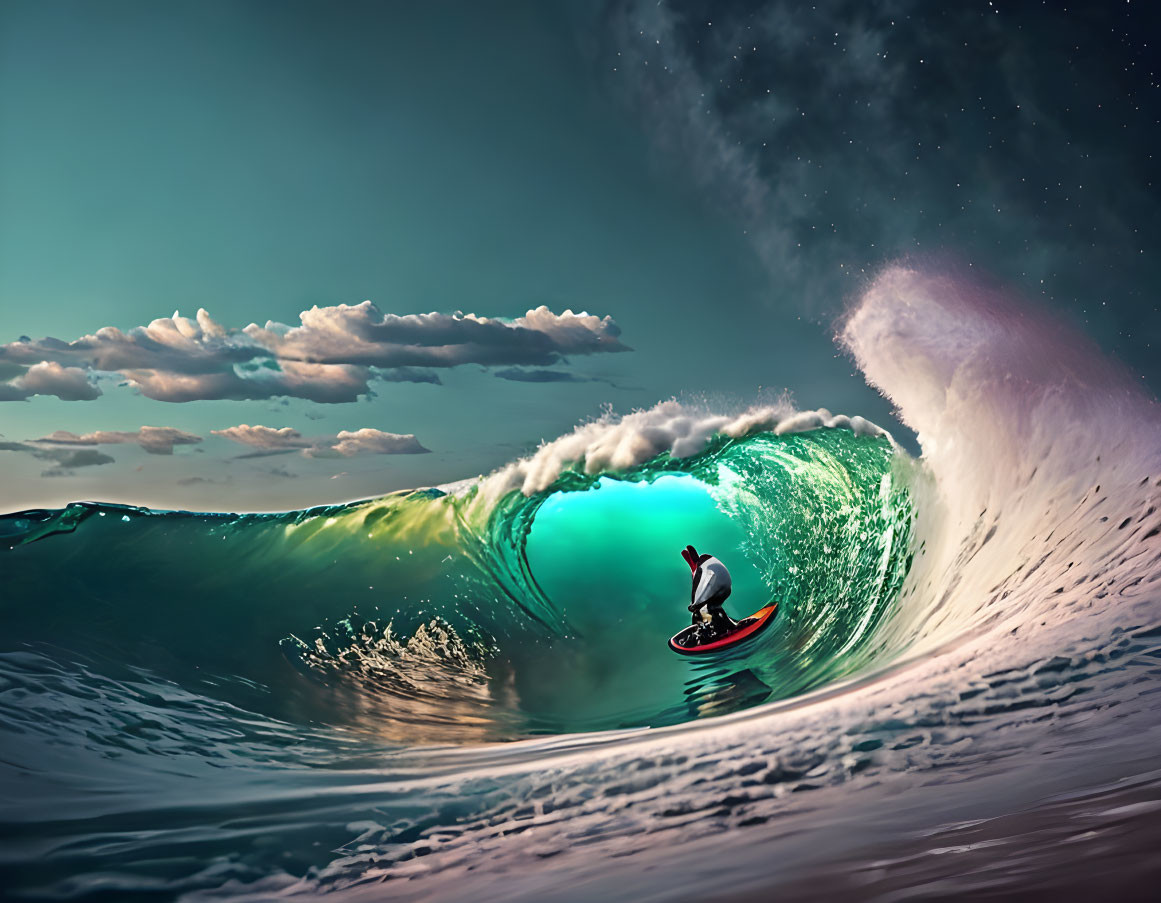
[668,603,779,655]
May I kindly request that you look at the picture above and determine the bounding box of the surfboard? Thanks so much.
[668,603,779,655]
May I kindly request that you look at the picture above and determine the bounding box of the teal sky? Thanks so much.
[0,0,882,511]
[2,0,1156,511]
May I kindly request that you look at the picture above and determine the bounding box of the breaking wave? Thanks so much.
[3,266,1161,900]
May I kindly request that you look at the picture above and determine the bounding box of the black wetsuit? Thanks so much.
[679,547,739,647]
[687,603,739,645]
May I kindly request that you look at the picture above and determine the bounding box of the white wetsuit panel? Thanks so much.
[693,557,732,608]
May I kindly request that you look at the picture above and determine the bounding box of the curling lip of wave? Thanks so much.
[472,399,890,503]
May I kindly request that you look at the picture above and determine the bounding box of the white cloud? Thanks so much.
[0,361,101,401]
[120,359,373,403]
[244,303,627,368]
[0,310,252,374]
[0,303,628,403]
[210,425,311,450]
[311,428,429,457]
[212,424,429,457]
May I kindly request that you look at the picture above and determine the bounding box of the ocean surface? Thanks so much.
[3,267,1161,900]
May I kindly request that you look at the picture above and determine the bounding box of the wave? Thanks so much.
[3,265,1161,900]
[843,268,1161,662]
[0,404,912,743]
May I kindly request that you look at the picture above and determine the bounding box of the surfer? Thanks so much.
[680,545,740,645]
[669,547,777,654]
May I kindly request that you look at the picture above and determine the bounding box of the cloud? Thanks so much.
[0,308,246,374]
[211,425,311,450]
[50,449,117,468]
[231,448,300,460]
[0,304,628,403]
[489,364,626,385]
[244,304,627,368]
[0,439,116,470]
[175,475,234,487]
[0,361,101,401]
[372,366,442,385]
[212,423,430,457]
[123,358,379,403]
[493,367,590,383]
[309,428,429,457]
[34,425,203,455]
[493,367,624,388]
[0,361,26,381]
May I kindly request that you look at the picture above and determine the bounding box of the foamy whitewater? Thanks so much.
[3,267,1161,900]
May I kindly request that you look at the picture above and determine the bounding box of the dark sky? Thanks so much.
[604,0,1161,370]
[0,0,1157,510]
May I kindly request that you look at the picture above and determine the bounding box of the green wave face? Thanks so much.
[496,429,914,733]
[0,429,913,744]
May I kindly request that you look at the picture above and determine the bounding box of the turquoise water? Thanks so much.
[0,426,917,898]
[512,429,914,732]
[0,429,912,748]
[520,475,771,728]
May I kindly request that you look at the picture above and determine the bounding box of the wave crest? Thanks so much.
[842,265,1161,658]
[475,398,890,505]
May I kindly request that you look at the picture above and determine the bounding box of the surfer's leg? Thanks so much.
[706,606,739,640]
